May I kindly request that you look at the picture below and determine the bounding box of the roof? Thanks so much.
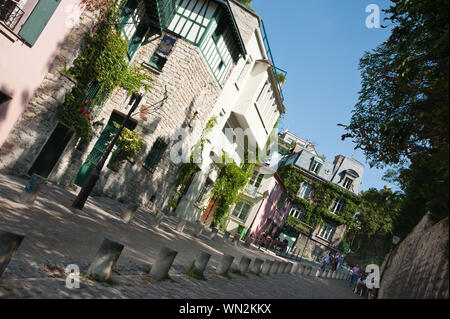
[214,0,247,58]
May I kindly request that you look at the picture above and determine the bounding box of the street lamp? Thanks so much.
[71,87,168,210]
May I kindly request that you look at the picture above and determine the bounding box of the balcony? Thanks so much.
[244,183,260,198]
[0,0,24,30]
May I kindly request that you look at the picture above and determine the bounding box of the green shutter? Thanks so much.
[19,0,61,46]
[144,137,168,173]
[119,0,138,31]
[127,23,147,60]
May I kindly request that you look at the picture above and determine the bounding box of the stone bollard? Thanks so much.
[238,256,252,275]
[286,263,293,274]
[231,233,240,246]
[278,262,287,274]
[270,261,280,274]
[175,219,187,233]
[209,227,218,240]
[216,254,234,276]
[153,210,165,228]
[223,231,230,242]
[150,247,178,280]
[0,230,25,277]
[305,265,313,276]
[291,263,299,275]
[22,174,46,204]
[243,236,252,248]
[122,204,139,223]
[331,270,337,279]
[193,221,204,237]
[188,251,211,278]
[261,260,273,275]
[327,269,333,278]
[314,267,322,277]
[87,238,124,282]
[251,258,264,275]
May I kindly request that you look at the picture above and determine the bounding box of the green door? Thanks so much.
[74,123,117,186]
[237,225,247,240]
[74,112,136,186]
[28,123,73,178]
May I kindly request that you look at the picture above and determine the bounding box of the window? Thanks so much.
[235,56,252,88]
[18,0,61,46]
[289,207,305,219]
[330,198,344,216]
[196,179,212,204]
[310,159,322,174]
[0,91,11,105]
[0,0,26,29]
[118,0,147,60]
[317,223,336,241]
[298,182,313,200]
[343,177,353,190]
[277,192,288,209]
[231,202,251,222]
[249,170,263,188]
[143,137,168,173]
[147,34,177,71]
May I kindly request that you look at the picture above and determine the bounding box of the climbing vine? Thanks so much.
[58,4,152,142]
[210,153,254,231]
[277,164,360,229]
[168,116,218,210]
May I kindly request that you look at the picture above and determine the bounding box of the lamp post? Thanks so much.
[71,87,168,210]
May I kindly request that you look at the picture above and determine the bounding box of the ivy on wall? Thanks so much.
[168,116,218,210]
[210,153,254,231]
[58,5,152,142]
[277,164,360,229]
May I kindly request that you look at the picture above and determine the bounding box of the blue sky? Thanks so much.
[251,0,398,192]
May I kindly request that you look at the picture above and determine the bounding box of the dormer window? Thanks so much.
[343,177,353,190]
[310,159,322,174]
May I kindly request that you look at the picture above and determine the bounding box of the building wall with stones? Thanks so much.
[0,0,260,212]
[0,5,99,175]
[378,214,449,299]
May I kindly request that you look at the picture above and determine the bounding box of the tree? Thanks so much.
[340,0,448,168]
[236,0,253,9]
[340,0,449,240]
[346,187,403,264]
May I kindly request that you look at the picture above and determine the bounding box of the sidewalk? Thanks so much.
[0,173,360,299]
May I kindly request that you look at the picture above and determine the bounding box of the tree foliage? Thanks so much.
[340,0,449,241]
[346,187,403,264]
[341,0,448,167]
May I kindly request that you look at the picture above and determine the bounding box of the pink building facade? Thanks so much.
[0,0,82,147]
[247,174,292,240]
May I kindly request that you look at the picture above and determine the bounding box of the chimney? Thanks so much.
[333,155,344,167]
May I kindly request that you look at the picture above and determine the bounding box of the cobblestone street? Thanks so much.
[0,174,360,299]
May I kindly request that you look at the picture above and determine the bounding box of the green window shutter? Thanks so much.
[119,0,138,31]
[144,137,168,173]
[127,23,147,60]
[19,0,61,46]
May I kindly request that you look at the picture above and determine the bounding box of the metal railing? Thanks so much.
[0,0,24,30]
[260,19,287,102]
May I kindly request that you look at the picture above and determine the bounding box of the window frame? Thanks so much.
[317,223,336,242]
[298,182,313,200]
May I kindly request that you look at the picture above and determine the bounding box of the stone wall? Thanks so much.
[0,7,99,174]
[378,214,449,299]
[0,2,260,212]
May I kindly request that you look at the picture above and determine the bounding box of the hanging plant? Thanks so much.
[58,4,152,142]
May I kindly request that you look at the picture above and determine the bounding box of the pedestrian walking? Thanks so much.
[337,255,344,269]
[350,263,360,286]
[321,251,331,270]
